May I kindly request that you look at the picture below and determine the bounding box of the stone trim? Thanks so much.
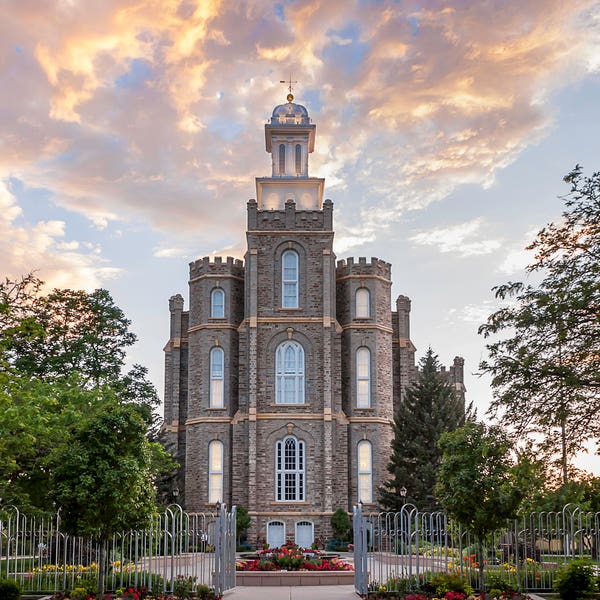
[247,230,334,236]
[336,273,391,284]
[189,273,244,283]
[348,416,393,425]
[341,323,394,334]
[188,323,239,333]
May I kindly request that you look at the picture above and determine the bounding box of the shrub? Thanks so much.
[172,575,196,599]
[330,508,351,539]
[0,579,21,600]
[421,572,473,596]
[554,559,597,600]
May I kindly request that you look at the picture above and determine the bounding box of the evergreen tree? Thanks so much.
[380,348,467,511]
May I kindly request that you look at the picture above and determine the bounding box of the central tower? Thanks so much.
[235,94,345,546]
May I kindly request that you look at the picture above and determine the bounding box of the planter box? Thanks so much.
[236,571,354,586]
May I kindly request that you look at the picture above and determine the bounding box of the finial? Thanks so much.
[280,74,298,102]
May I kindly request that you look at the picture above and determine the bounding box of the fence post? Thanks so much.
[353,504,368,595]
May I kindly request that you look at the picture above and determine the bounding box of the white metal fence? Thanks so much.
[353,503,600,594]
[0,504,236,595]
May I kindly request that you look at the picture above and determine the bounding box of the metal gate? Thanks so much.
[353,503,600,594]
[214,504,236,595]
[0,504,237,595]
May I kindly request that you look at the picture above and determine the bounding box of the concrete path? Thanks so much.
[225,585,359,599]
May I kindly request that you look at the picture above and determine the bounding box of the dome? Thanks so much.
[271,94,310,125]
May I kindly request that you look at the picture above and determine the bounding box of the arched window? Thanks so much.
[282,250,299,308]
[358,440,373,503]
[275,341,305,404]
[355,287,370,318]
[208,440,224,503]
[211,288,225,318]
[295,144,302,175]
[210,347,224,408]
[356,347,371,408]
[279,144,286,175]
[276,436,305,501]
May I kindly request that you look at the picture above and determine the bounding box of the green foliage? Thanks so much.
[554,559,597,600]
[436,421,531,592]
[172,575,197,599]
[0,274,169,514]
[479,166,600,482]
[421,572,473,596]
[0,579,21,600]
[380,349,467,511]
[330,507,351,538]
[236,506,251,545]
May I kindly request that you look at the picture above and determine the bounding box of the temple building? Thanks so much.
[163,94,465,546]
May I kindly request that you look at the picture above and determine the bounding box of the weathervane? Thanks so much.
[280,75,298,102]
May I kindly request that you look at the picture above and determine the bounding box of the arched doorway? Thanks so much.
[295,520,314,548]
[266,521,285,548]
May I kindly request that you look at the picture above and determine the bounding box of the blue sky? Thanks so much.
[1,0,599,474]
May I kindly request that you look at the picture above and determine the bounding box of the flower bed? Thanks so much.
[235,542,354,572]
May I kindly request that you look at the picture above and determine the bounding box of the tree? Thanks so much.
[330,507,352,540]
[380,349,467,511]
[236,506,252,547]
[0,275,163,513]
[479,166,600,483]
[436,422,529,593]
[50,399,169,596]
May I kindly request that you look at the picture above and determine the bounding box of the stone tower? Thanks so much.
[163,94,465,546]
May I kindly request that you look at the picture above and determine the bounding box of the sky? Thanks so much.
[1,0,599,475]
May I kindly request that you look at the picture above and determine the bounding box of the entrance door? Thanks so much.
[267,521,285,548]
[295,521,314,549]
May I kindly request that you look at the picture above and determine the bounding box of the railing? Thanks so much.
[353,503,600,594]
[0,504,236,594]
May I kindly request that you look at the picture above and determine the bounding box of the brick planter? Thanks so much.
[236,571,355,586]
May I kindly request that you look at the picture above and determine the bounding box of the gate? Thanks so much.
[353,504,600,594]
[0,504,237,595]
[214,504,236,595]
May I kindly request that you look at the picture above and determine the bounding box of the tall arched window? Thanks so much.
[355,287,370,318]
[208,440,223,503]
[276,436,305,501]
[282,250,299,308]
[211,288,225,318]
[279,144,286,175]
[358,440,373,503]
[356,347,371,408]
[295,144,302,175]
[210,347,224,408]
[275,341,305,404]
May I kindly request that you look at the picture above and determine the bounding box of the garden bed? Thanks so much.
[236,571,354,586]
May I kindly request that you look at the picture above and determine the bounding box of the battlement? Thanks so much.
[247,198,333,231]
[189,255,245,279]
[336,256,391,280]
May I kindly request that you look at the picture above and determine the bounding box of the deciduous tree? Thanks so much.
[479,166,600,483]
[436,422,529,593]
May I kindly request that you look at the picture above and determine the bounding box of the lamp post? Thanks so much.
[400,486,407,507]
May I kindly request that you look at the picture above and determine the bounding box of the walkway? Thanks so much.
[226,585,358,599]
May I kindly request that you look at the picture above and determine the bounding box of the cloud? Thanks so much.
[1,0,599,259]
[0,179,122,290]
[409,218,501,256]
[447,301,500,325]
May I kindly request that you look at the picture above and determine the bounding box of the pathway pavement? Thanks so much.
[225,585,359,599]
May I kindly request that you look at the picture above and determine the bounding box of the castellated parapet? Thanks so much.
[189,255,245,280]
[336,256,392,280]
[247,198,333,231]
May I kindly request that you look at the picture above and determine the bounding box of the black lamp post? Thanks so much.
[400,486,407,507]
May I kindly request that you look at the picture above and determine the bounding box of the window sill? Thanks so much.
[207,407,227,411]
[276,307,304,312]
[272,500,309,505]
[270,403,309,407]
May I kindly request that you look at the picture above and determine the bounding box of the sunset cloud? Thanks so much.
[1,0,599,273]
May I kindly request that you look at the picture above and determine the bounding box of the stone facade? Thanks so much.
[163,96,465,546]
